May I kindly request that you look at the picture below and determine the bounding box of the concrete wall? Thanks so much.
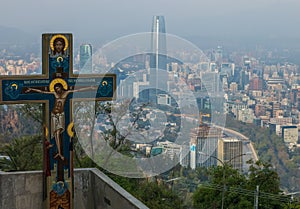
[75,168,149,209]
[0,168,149,209]
[0,170,43,209]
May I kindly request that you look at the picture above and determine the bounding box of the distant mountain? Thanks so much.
[0,26,35,45]
[184,34,300,51]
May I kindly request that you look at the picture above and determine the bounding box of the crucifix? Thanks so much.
[0,33,116,209]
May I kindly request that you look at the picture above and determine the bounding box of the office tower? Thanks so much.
[149,15,168,102]
[190,125,222,169]
[220,63,235,78]
[119,72,149,99]
[197,126,222,168]
[210,62,217,72]
[80,44,92,72]
[150,15,167,69]
[200,71,223,94]
[229,82,238,94]
[215,46,223,64]
[239,69,249,90]
[119,77,135,98]
[243,56,251,69]
[218,138,243,171]
[233,67,241,83]
[290,88,298,106]
[249,77,263,91]
[150,15,167,70]
[271,101,281,118]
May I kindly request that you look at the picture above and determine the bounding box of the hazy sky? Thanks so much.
[1,0,300,44]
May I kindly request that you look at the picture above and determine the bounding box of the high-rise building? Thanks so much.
[150,15,167,68]
[249,77,263,91]
[214,46,223,64]
[290,88,298,106]
[218,138,243,171]
[148,15,168,102]
[220,63,235,77]
[271,101,281,118]
[229,82,238,93]
[150,16,167,78]
[239,69,250,90]
[200,71,223,94]
[210,62,217,72]
[243,56,251,69]
[79,44,92,72]
[190,125,223,169]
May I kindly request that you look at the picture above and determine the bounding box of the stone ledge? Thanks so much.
[0,168,149,209]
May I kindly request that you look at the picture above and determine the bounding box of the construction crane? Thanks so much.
[199,112,210,125]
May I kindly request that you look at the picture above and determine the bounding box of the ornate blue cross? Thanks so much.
[0,33,116,209]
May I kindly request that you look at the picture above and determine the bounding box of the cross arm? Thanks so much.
[68,86,98,93]
[25,87,53,95]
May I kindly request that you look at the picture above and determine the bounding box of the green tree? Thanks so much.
[225,114,300,191]
[0,135,42,171]
[193,161,289,209]
[246,160,287,209]
[108,173,182,209]
[284,202,300,209]
[136,181,182,209]
[193,165,251,209]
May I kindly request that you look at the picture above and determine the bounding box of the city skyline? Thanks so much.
[2,2,300,207]
[1,0,300,48]
[1,15,300,193]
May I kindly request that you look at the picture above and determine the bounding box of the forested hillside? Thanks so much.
[225,114,300,192]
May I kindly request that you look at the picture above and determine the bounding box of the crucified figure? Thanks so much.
[26,82,96,160]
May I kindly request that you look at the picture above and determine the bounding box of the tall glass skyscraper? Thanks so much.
[80,44,92,72]
[149,15,168,103]
[150,15,167,71]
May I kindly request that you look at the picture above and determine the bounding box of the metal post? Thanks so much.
[254,185,259,209]
[221,165,226,209]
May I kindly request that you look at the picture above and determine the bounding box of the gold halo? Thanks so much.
[11,83,18,90]
[49,78,68,92]
[102,81,108,86]
[50,34,68,52]
[56,56,64,63]
[67,122,74,138]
